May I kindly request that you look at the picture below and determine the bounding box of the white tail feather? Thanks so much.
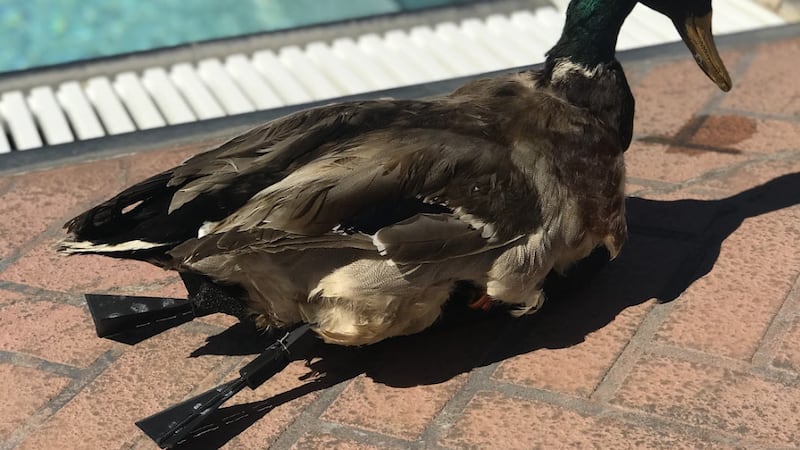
[58,239,165,254]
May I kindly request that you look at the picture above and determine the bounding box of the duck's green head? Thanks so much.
[550,0,731,91]
[641,0,732,91]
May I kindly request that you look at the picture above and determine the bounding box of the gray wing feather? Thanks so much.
[373,214,523,264]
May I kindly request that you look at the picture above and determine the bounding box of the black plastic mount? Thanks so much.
[85,294,198,338]
[135,324,312,448]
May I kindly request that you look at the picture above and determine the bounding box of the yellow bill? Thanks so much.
[675,12,732,91]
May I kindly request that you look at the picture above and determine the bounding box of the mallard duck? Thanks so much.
[60,0,731,346]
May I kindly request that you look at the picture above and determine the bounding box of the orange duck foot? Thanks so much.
[468,293,495,311]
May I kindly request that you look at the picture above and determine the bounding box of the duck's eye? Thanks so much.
[472,186,481,193]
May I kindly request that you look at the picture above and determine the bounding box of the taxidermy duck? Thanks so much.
[60,0,731,346]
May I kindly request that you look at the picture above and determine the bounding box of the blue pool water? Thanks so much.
[0,0,474,74]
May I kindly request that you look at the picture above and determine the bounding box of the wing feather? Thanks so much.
[373,214,523,264]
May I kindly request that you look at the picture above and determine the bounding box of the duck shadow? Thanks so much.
[176,173,800,449]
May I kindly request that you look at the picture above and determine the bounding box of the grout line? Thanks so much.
[488,379,605,415]
[751,273,800,369]
[604,403,744,448]
[0,348,124,450]
[483,379,743,447]
[309,419,420,450]
[0,163,143,277]
[0,215,80,275]
[680,147,800,189]
[0,351,84,379]
[626,144,799,204]
[418,310,572,448]
[416,364,498,449]
[625,175,679,191]
[267,378,355,450]
[0,281,88,307]
[650,343,800,387]
[589,300,676,403]
[590,125,798,403]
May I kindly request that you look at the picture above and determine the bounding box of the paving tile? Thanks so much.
[493,301,652,397]
[290,432,386,450]
[0,299,114,367]
[691,115,800,154]
[721,38,800,117]
[0,288,25,305]
[632,51,741,139]
[770,315,800,372]
[0,237,174,293]
[110,276,186,299]
[613,355,800,447]
[0,159,126,260]
[0,364,71,441]
[656,203,800,360]
[16,327,228,450]
[625,141,750,184]
[321,373,465,440]
[440,391,726,449]
[700,158,800,195]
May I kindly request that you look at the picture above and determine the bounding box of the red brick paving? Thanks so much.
[0,299,114,367]
[625,141,749,183]
[290,433,386,450]
[439,391,727,449]
[322,374,466,440]
[0,159,127,260]
[656,205,800,360]
[16,328,228,450]
[721,39,800,117]
[771,316,800,372]
[1,31,800,450]
[1,238,175,293]
[612,356,800,447]
[0,365,70,441]
[630,50,742,139]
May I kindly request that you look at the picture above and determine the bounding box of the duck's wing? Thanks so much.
[171,119,542,266]
[63,99,497,257]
